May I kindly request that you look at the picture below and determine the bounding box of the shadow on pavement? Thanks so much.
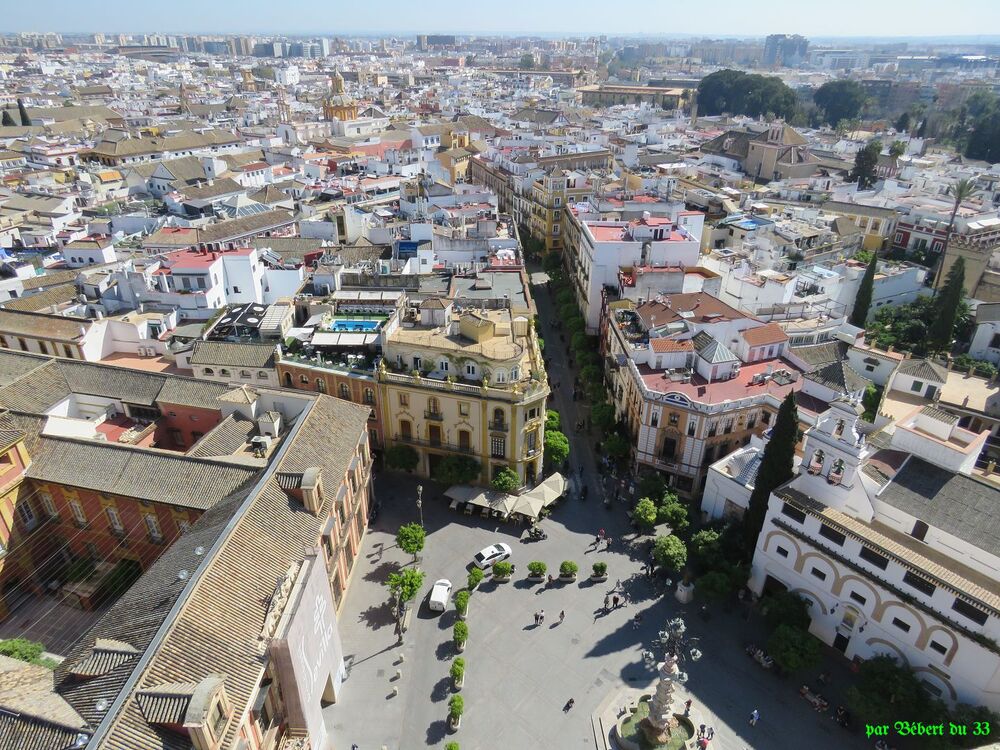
[363,560,400,583]
[425,719,449,745]
[357,600,395,630]
[430,675,452,703]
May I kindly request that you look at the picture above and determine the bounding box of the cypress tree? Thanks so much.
[743,392,799,558]
[1,111,13,127]
[849,254,877,327]
[928,257,965,353]
[17,98,30,127]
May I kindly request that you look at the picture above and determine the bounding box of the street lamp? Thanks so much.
[416,484,424,527]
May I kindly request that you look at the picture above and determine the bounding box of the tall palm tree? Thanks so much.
[933,178,976,290]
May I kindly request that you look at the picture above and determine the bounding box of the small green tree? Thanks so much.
[637,473,667,503]
[449,694,465,720]
[656,496,689,533]
[559,560,578,577]
[545,409,561,432]
[0,638,44,663]
[543,251,563,274]
[580,364,603,386]
[850,141,881,189]
[527,561,547,577]
[467,567,484,591]
[591,402,616,433]
[450,658,465,683]
[689,529,722,571]
[544,429,570,466]
[445,742,460,750]
[492,467,520,493]
[634,498,658,530]
[454,589,470,615]
[432,455,481,485]
[889,140,906,158]
[396,523,425,562]
[592,561,608,577]
[492,561,512,578]
[849,253,877,327]
[652,534,687,572]
[743,392,798,557]
[603,433,630,460]
[762,590,811,632]
[846,655,939,728]
[519,53,535,70]
[895,111,911,133]
[768,624,822,673]
[385,444,419,472]
[453,621,469,647]
[861,383,882,422]
[386,568,425,603]
[929,256,966,353]
[17,98,30,127]
[697,570,735,602]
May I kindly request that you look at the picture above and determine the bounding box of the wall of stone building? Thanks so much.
[154,403,225,450]
[277,363,383,449]
[974,269,1000,304]
[936,237,996,298]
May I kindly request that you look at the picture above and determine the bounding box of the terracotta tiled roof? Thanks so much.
[650,338,693,353]
[742,322,788,347]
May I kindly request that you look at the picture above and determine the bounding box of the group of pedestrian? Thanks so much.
[602,593,623,612]
[533,610,545,626]
[697,725,716,740]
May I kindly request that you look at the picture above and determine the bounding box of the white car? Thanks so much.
[472,542,512,569]
[428,579,452,612]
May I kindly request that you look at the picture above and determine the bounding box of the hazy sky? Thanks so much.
[4,0,1000,38]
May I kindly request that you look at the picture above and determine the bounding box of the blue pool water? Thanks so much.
[331,320,380,332]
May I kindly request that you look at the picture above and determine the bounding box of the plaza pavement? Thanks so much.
[324,271,869,750]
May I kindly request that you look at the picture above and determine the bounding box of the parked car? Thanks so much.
[473,542,512,569]
[428,579,453,612]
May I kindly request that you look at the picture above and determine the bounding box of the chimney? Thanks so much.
[300,467,324,515]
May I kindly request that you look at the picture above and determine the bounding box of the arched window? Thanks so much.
[203,368,214,376]
[240,370,251,379]
[219,368,230,378]
[364,387,375,404]
[495,369,506,383]
[339,383,351,400]
[316,378,327,393]
[834,419,845,437]
[808,449,825,474]
[829,459,846,485]
[300,374,309,384]
[492,407,505,429]
[283,372,293,387]
[428,397,441,415]
[510,366,520,380]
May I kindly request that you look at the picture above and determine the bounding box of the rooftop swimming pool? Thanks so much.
[330,320,381,332]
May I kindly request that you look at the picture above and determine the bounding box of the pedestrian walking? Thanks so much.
[559,610,565,624]
[564,698,575,711]
[749,709,760,727]
[707,727,715,739]
[598,527,606,539]
[539,609,545,625]
[616,578,622,589]
[613,594,620,608]
[603,594,611,612]
[632,612,642,629]
[684,699,692,716]
[534,612,539,625]
[698,724,706,738]
[605,537,613,550]
[592,534,601,548]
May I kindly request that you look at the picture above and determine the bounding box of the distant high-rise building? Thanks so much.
[763,34,809,67]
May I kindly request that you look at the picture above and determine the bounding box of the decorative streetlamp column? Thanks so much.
[639,617,701,746]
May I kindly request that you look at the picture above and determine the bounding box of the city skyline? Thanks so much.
[4,0,1000,39]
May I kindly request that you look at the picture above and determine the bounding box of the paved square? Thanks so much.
[325,273,870,750]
